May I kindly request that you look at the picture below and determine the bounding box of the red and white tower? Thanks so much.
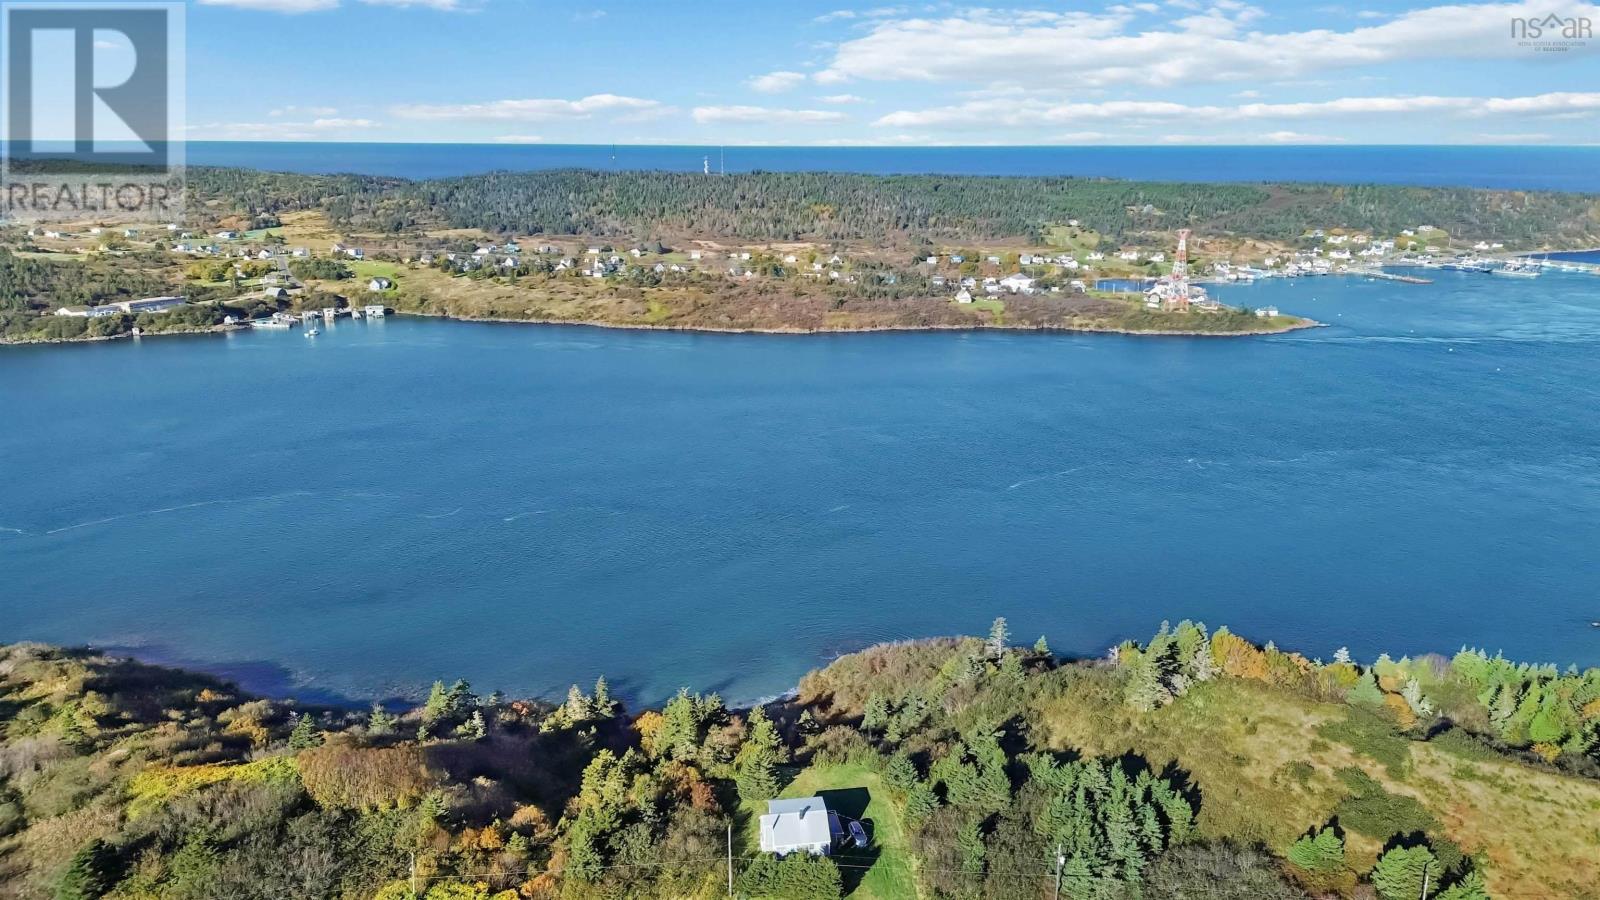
[1170,228,1191,308]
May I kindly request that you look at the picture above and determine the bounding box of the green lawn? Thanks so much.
[740,763,918,900]
[348,260,401,281]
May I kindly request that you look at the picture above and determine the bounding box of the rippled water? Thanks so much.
[3,271,1599,705]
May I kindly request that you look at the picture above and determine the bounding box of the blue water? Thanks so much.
[4,272,1600,706]
[175,142,1600,192]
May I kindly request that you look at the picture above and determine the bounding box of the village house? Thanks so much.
[955,288,973,303]
[367,277,392,292]
[999,273,1037,295]
[216,230,240,240]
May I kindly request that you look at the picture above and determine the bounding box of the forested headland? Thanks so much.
[183,167,1600,248]
[2,620,1596,899]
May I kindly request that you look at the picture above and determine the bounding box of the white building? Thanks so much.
[367,277,393,292]
[999,273,1037,294]
[759,797,841,857]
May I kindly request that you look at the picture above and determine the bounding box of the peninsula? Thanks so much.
[5,167,1599,343]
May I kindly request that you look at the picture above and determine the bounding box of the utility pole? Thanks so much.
[726,822,735,896]
[1420,860,1432,900]
[1053,843,1064,900]
[409,851,417,899]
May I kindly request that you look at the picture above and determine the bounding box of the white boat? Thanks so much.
[304,328,320,337]
[1492,263,1540,278]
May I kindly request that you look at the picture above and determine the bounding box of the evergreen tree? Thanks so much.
[1190,642,1219,682]
[422,680,450,727]
[1125,655,1170,711]
[1371,845,1437,900]
[55,839,112,900]
[1287,826,1345,874]
[1034,635,1051,656]
[1436,870,1489,900]
[592,676,616,717]
[457,710,486,741]
[288,712,321,750]
[988,617,1010,661]
[366,703,397,736]
[1334,646,1353,665]
[999,651,1026,684]
[862,693,891,734]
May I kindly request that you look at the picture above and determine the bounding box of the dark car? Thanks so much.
[848,820,869,849]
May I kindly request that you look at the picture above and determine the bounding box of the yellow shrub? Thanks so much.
[1532,742,1562,763]
[127,756,299,818]
[1383,694,1417,730]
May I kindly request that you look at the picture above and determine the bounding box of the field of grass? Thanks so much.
[739,763,918,900]
[1032,671,1600,899]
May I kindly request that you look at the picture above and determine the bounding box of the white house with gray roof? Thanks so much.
[758,797,841,857]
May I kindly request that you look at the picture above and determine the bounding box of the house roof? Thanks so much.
[759,797,833,851]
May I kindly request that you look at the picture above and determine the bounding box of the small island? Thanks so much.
[7,167,1600,344]
[2,619,1595,899]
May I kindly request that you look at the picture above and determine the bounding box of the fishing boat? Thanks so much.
[304,328,320,337]
[1492,262,1540,278]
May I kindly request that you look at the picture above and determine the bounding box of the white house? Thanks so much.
[216,230,240,240]
[364,304,387,317]
[759,797,841,857]
[954,288,973,303]
[689,250,702,260]
[1255,306,1280,318]
[999,273,1037,294]
[54,305,120,318]
[367,277,393,292]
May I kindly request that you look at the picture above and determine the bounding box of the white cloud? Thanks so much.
[817,2,1600,88]
[393,94,666,121]
[197,0,338,11]
[270,105,339,118]
[492,135,545,143]
[873,91,1600,130]
[1261,130,1346,143]
[749,71,808,93]
[692,106,848,125]
[187,117,380,139]
[1473,132,1553,142]
[359,0,462,7]
[818,94,868,104]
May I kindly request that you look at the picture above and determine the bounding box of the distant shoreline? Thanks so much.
[0,310,1320,346]
[394,308,1324,339]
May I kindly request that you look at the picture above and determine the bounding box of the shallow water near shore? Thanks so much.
[3,271,1599,705]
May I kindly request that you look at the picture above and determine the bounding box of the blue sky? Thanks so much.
[175,0,1600,144]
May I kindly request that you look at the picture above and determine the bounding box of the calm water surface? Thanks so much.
[3,272,1599,705]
